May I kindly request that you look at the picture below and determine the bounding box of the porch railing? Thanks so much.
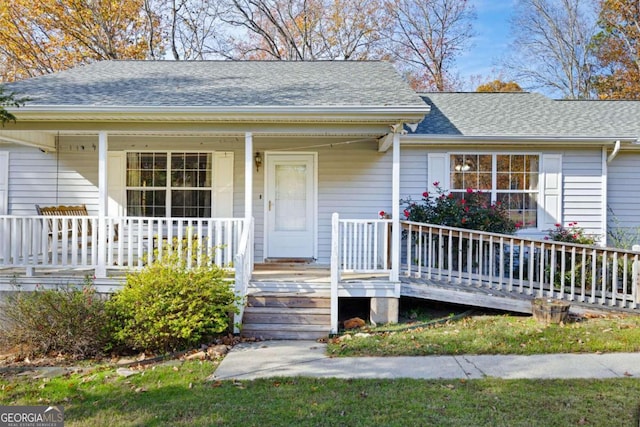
[233,217,254,334]
[331,213,393,333]
[0,215,246,273]
[401,221,640,309]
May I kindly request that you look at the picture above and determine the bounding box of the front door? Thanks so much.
[265,153,316,259]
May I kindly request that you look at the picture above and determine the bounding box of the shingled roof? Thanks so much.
[5,60,426,109]
[415,92,640,140]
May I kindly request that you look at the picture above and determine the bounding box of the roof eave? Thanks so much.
[9,105,430,124]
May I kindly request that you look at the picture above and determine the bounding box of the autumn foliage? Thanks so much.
[0,0,158,81]
[593,0,640,99]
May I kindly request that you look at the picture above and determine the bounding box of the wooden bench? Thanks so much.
[35,204,118,243]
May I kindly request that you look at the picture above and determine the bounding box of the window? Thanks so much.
[126,152,213,218]
[450,154,540,228]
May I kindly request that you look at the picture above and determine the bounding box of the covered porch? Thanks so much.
[0,119,415,335]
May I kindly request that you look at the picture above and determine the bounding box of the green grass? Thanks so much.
[329,312,640,357]
[2,361,640,426]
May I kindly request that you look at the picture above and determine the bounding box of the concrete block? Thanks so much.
[370,297,399,326]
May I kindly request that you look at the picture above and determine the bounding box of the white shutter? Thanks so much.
[213,152,234,217]
[107,152,125,216]
[427,153,448,194]
[540,154,562,230]
[0,151,8,214]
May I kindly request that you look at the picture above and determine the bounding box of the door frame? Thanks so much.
[263,151,318,260]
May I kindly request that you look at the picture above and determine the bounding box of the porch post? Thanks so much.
[245,132,253,221]
[391,131,400,282]
[95,131,108,278]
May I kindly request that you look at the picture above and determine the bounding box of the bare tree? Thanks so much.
[504,0,598,99]
[218,0,388,60]
[385,0,476,91]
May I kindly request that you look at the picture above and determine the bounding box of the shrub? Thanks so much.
[0,278,110,359]
[106,239,240,354]
[401,184,517,234]
[545,222,596,245]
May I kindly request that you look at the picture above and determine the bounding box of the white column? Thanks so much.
[391,131,400,282]
[245,132,253,221]
[96,131,108,278]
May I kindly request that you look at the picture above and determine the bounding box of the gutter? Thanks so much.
[606,140,621,163]
[401,134,639,145]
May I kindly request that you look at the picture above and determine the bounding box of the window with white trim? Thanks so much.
[126,152,214,218]
[450,154,540,228]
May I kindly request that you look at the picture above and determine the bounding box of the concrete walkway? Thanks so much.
[211,340,640,381]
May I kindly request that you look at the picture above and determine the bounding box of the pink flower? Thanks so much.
[460,199,466,204]
[447,193,454,199]
[404,209,410,218]
[433,181,440,187]
[515,221,523,228]
[466,188,473,194]
[422,191,429,198]
[555,223,561,227]
[544,236,549,240]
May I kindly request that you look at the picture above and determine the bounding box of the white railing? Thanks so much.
[233,218,254,334]
[0,215,246,273]
[331,213,393,333]
[401,221,640,309]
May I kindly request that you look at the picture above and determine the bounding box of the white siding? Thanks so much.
[0,151,8,214]
[6,141,99,215]
[561,149,604,237]
[607,152,640,246]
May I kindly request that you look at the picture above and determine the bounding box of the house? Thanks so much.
[1,60,640,337]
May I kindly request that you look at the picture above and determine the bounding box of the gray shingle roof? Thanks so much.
[415,92,640,139]
[5,60,425,108]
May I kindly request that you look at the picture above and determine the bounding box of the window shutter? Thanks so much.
[0,151,8,214]
[427,153,448,194]
[540,154,562,230]
[107,152,125,216]
[213,152,234,217]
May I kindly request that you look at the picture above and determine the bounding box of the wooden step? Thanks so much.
[247,295,331,308]
[241,323,330,340]
[241,293,331,340]
[243,310,330,325]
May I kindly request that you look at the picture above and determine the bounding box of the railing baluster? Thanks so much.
[447,229,453,281]
[467,231,473,286]
[622,254,629,307]
[600,251,607,305]
[589,249,598,304]
[570,247,576,301]
[457,231,463,284]
[612,252,618,307]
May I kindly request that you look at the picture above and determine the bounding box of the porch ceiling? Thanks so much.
[0,130,56,150]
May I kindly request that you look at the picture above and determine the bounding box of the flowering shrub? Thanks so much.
[545,222,596,245]
[400,184,517,234]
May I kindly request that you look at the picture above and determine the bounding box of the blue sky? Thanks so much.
[457,0,515,90]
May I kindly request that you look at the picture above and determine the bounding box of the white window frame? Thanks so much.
[427,150,563,232]
[124,150,216,218]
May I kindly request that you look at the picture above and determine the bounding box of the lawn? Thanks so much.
[329,304,640,357]
[2,361,640,426]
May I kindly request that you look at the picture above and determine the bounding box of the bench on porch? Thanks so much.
[35,204,118,243]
